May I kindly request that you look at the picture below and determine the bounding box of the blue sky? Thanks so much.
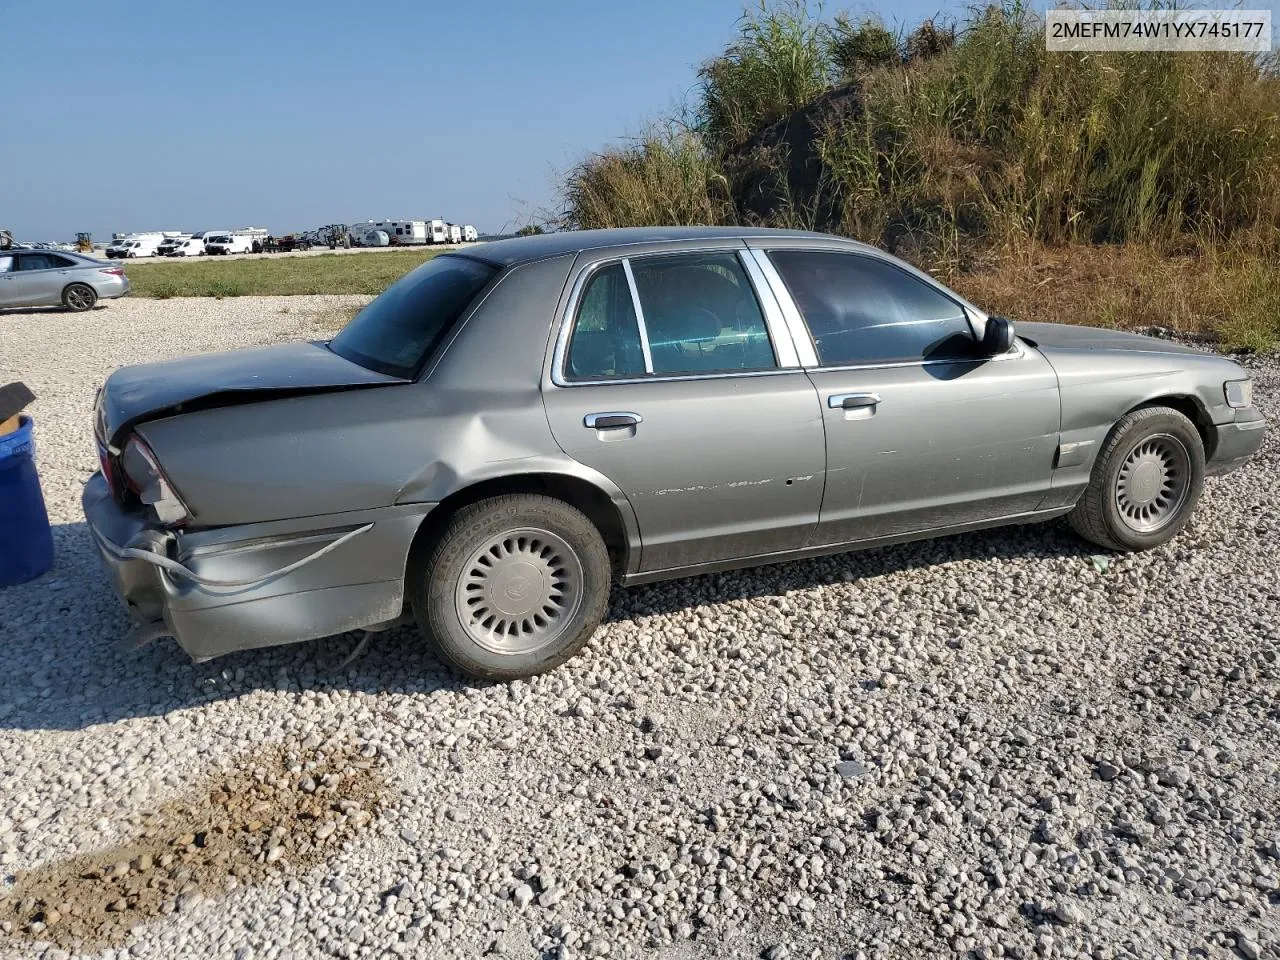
[2,0,1274,241]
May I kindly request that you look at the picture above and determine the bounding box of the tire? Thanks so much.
[1068,406,1205,551]
[62,283,97,312]
[410,494,610,680]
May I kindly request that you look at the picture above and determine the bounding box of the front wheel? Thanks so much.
[410,494,610,680]
[1068,406,1205,551]
[62,283,97,312]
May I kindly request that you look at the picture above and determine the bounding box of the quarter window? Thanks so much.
[629,253,775,375]
[768,251,976,365]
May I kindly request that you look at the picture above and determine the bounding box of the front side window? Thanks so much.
[768,250,975,365]
[0,256,13,274]
[329,254,496,378]
[565,263,645,380]
[630,252,775,375]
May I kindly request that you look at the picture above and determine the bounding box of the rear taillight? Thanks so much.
[99,267,124,276]
[121,435,190,526]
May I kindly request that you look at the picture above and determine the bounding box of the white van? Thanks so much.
[156,235,191,256]
[462,225,478,242]
[122,236,163,258]
[447,223,462,244]
[426,219,449,244]
[106,232,164,259]
[173,237,206,257]
[204,233,255,255]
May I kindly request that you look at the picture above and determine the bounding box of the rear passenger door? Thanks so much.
[760,248,1061,545]
[542,248,826,573]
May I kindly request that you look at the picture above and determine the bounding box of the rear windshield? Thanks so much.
[328,255,496,379]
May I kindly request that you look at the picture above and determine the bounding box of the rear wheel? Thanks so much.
[1068,406,1204,551]
[62,283,97,312]
[410,494,610,680]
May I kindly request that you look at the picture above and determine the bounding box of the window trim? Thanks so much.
[552,249,799,387]
[620,258,655,374]
[753,247,1024,372]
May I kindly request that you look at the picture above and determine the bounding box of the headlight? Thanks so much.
[121,435,190,526]
[1224,379,1253,409]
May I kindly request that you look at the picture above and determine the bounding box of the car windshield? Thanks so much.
[328,255,496,379]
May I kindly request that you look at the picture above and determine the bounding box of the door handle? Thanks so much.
[584,411,642,429]
[828,393,881,410]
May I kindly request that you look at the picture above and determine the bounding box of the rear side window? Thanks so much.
[329,255,496,378]
[17,254,57,271]
[563,252,777,380]
[768,251,975,365]
[630,253,775,375]
[565,263,645,380]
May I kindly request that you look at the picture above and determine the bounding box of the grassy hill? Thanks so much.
[561,2,1280,351]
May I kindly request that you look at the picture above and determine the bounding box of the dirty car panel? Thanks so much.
[83,473,430,660]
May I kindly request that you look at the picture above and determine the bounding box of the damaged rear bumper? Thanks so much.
[81,473,432,660]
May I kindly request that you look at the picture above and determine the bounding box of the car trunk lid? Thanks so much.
[96,340,407,447]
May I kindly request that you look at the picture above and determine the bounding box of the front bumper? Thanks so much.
[1207,407,1266,476]
[81,473,431,660]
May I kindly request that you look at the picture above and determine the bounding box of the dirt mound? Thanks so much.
[724,83,865,233]
[0,742,388,951]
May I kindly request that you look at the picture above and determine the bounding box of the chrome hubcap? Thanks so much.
[455,527,583,655]
[1114,434,1190,532]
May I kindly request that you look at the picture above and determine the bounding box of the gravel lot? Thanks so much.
[0,297,1276,960]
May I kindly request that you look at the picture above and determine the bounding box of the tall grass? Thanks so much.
[698,0,832,152]
[559,2,1280,347]
[562,125,733,230]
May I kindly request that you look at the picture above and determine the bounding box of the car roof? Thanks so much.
[463,226,878,267]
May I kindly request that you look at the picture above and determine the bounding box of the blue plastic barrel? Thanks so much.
[0,416,55,586]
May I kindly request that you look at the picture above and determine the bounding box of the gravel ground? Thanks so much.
[0,297,1276,960]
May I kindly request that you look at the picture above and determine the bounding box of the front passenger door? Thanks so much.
[763,249,1061,545]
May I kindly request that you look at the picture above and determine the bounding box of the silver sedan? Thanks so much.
[82,227,1264,679]
[0,249,131,312]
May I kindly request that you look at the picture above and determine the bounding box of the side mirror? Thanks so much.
[981,315,1015,355]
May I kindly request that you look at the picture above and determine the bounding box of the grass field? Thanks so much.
[125,251,440,298]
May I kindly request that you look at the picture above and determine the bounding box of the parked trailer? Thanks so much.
[463,225,478,242]
[447,223,462,244]
[426,219,449,244]
[377,220,428,245]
